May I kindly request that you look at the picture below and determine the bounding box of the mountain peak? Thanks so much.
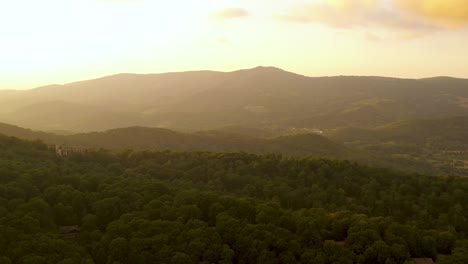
[231,66,302,77]
[252,66,283,71]
[250,66,288,73]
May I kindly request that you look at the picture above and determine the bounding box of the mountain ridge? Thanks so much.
[8,67,468,92]
[1,66,468,132]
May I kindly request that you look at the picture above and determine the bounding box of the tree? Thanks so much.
[0,257,12,264]
[171,252,193,264]
[108,237,129,263]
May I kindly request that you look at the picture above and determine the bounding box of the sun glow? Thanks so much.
[0,0,224,88]
[1,0,468,89]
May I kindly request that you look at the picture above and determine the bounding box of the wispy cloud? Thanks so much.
[396,0,468,28]
[277,0,429,28]
[275,0,468,39]
[210,8,249,21]
[276,0,378,27]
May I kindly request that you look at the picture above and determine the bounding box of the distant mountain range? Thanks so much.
[2,66,468,176]
[1,67,468,132]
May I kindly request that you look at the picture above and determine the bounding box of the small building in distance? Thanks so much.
[48,144,87,157]
[59,225,80,238]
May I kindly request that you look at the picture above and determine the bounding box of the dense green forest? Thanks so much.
[0,134,468,263]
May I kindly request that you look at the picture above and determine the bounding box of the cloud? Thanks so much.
[399,30,428,40]
[210,8,249,20]
[395,0,468,28]
[322,0,376,10]
[276,0,438,39]
[277,0,375,27]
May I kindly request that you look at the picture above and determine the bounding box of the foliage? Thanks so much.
[0,135,467,263]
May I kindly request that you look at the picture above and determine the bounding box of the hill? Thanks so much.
[0,123,349,159]
[1,67,468,132]
[3,122,468,176]
[0,135,467,263]
[328,116,468,175]
[329,116,468,147]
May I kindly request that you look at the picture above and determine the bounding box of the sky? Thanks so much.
[1,0,468,89]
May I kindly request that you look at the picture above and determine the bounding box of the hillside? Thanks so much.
[329,116,468,147]
[328,116,468,175]
[0,122,59,141]
[1,67,468,132]
[0,123,349,159]
[3,122,467,176]
[0,135,467,263]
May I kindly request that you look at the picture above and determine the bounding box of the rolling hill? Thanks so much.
[1,67,468,132]
[2,121,467,175]
[327,116,468,175]
[0,123,349,158]
[329,116,468,148]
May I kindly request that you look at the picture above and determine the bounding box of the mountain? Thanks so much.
[10,101,144,132]
[1,67,468,132]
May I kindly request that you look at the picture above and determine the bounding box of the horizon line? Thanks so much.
[2,66,467,91]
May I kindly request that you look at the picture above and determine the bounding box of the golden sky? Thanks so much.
[1,0,468,89]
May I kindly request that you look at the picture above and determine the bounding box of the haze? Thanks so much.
[2,0,468,90]
[2,1,468,263]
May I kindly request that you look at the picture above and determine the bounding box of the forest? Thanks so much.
[0,134,467,263]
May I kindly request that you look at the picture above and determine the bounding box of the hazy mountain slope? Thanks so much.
[327,116,468,175]
[0,123,348,158]
[269,133,348,157]
[65,127,350,158]
[0,71,228,111]
[198,125,325,139]
[2,101,144,132]
[329,116,468,147]
[0,123,61,142]
[201,125,277,138]
[149,73,468,130]
[2,67,468,131]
